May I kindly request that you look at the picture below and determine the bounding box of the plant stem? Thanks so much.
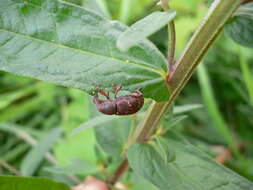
[108,159,129,184]
[137,0,241,142]
[0,160,21,176]
[169,0,241,92]
[161,0,176,72]
[110,0,241,185]
[168,21,176,71]
[135,101,170,141]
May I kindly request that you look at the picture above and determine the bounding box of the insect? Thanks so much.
[93,85,144,115]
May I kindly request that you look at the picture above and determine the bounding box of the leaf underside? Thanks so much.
[0,0,170,101]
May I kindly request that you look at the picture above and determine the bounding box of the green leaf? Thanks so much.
[164,115,188,130]
[82,0,110,18]
[63,89,90,133]
[0,0,169,102]
[149,137,176,163]
[173,104,203,115]
[44,159,99,175]
[117,10,176,51]
[94,117,131,155]
[130,172,157,190]
[0,122,43,139]
[0,86,34,110]
[0,176,70,190]
[71,115,123,135]
[225,3,253,48]
[197,64,240,157]
[0,83,57,122]
[234,2,253,18]
[128,132,253,190]
[237,45,253,106]
[53,89,97,164]
[1,144,29,162]
[21,128,62,176]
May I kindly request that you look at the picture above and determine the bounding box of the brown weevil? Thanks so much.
[93,85,144,115]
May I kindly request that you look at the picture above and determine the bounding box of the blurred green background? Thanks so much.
[0,0,253,189]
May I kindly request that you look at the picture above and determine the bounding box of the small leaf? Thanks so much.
[128,132,253,190]
[0,176,70,190]
[234,2,253,18]
[0,0,170,102]
[164,115,188,130]
[21,128,62,176]
[71,115,123,135]
[225,3,253,48]
[150,137,176,163]
[117,10,176,51]
[44,159,99,175]
[0,122,43,138]
[173,104,203,115]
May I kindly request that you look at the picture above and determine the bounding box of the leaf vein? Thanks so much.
[2,1,166,77]
[0,28,166,78]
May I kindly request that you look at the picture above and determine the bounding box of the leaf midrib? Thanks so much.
[0,28,166,78]
[0,0,167,78]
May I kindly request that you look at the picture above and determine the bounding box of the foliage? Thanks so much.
[128,132,253,190]
[225,2,253,47]
[0,176,70,190]
[0,0,169,101]
[0,0,253,189]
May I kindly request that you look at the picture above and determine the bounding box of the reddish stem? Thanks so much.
[108,159,129,185]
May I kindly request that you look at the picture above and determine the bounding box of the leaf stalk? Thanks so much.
[161,0,176,74]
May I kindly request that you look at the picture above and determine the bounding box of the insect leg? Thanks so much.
[98,90,110,100]
[114,85,123,98]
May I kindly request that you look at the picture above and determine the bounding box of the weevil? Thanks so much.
[93,85,144,115]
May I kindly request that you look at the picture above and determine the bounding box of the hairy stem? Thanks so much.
[110,0,241,185]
